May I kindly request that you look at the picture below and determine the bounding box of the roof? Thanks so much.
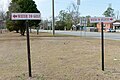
[113,20,120,23]
[97,20,120,24]
[113,22,120,26]
[97,22,112,24]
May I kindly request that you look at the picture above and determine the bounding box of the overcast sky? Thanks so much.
[1,0,120,19]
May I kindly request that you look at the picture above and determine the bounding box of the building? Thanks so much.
[97,20,120,32]
[113,20,120,29]
[97,22,113,32]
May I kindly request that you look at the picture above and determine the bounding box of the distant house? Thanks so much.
[72,25,77,31]
[97,22,113,32]
[113,20,120,29]
[96,20,120,32]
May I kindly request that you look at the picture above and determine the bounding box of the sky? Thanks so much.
[0,0,120,19]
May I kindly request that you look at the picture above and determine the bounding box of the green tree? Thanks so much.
[55,21,64,30]
[58,10,66,21]
[103,5,115,17]
[55,3,80,30]
[57,10,67,30]
[6,1,21,32]
[6,0,40,36]
[56,10,72,30]
[6,20,14,31]
[65,13,72,30]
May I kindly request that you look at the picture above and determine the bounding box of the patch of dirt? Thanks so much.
[0,32,120,80]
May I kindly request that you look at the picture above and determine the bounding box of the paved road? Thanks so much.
[34,30,120,40]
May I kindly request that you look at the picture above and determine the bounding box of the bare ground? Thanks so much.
[0,32,120,80]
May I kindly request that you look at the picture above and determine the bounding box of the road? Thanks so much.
[34,30,120,40]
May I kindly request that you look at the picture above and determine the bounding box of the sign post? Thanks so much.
[80,17,87,37]
[11,13,41,77]
[101,22,104,71]
[26,20,32,77]
[90,17,113,71]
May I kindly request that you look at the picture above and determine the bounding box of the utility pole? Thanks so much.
[77,0,80,5]
[52,0,55,35]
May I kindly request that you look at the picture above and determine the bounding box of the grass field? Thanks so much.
[0,32,120,80]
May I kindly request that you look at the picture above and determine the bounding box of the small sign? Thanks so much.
[80,17,87,26]
[11,13,41,20]
[90,17,113,23]
[48,22,51,26]
[11,13,41,77]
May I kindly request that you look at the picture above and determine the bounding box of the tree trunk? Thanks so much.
[20,27,26,36]
[16,30,19,33]
[30,27,32,33]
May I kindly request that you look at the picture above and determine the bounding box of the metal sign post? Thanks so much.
[83,23,87,37]
[11,13,41,77]
[101,22,104,71]
[80,17,87,37]
[26,20,32,77]
[89,17,113,71]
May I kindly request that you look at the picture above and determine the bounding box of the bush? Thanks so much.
[7,26,14,32]
[90,28,98,32]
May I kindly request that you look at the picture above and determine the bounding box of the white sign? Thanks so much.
[80,17,87,26]
[90,17,113,23]
[48,22,51,26]
[11,13,41,20]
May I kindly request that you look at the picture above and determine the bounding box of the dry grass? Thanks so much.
[0,32,120,80]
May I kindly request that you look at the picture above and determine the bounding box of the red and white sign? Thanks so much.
[90,17,113,23]
[11,13,41,20]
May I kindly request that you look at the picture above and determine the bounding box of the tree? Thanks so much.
[65,13,72,30]
[6,1,21,32]
[43,19,49,30]
[55,21,64,30]
[67,3,80,26]
[57,10,67,30]
[58,10,66,21]
[54,3,80,30]
[0,6,6,33]
[6,0,40,36]
[56,3,80,30]
[56,10,72,30]
[86,15,92,27]
[103,4,115,17]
